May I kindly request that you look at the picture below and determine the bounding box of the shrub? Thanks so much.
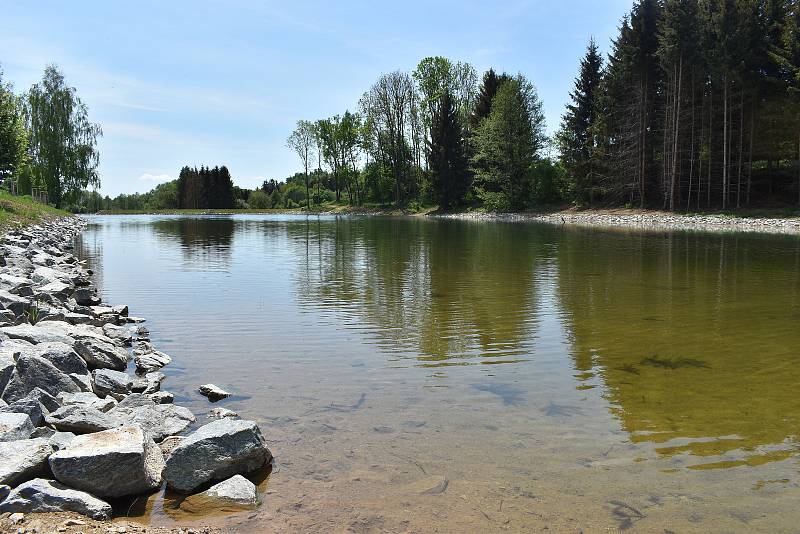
[248,190,270,209]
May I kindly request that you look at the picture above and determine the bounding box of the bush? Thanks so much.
[478,190,511,212]
[248,190,270,209]
[269,188,283,208]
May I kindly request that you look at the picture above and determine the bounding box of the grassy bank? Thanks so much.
[0,191,68,232]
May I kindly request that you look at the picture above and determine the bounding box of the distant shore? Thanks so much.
[92,205,800,235]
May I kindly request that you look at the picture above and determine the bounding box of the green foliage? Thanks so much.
[0,67,28,186]
[530,158,567,204]
[177,165,234,209]
[248,189,271,209]
[25,65,101,207]
[471,77,547,211]
[269,187,283,208]
[427,91,471,209]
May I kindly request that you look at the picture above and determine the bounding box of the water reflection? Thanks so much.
[77,214,800,476]
[556,227,800,468]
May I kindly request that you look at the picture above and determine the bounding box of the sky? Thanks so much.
[0,0,632,197]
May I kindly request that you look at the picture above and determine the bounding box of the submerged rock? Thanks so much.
[0,478,112,520]
[209,407,239,419]
[0,438,54,486]
[163,419,271,493]
[198,383,231,401]
[181,474,259,512]
[49,425,165,498]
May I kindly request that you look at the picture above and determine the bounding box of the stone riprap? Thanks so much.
[0,217,272,520]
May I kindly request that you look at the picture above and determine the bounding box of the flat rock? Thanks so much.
[59,391,116,412]
[0,412,34,442]
[208,407,239,419]
[44,405,122,434]
[110,396,194,442]
[49,426,165,498]
[0,478,112,520]
[1,323,73,346]
[73,337,128,371]
[198,383,231,401]
[0,438,54,486]
[164,419,271,493]
[92,369,132,400]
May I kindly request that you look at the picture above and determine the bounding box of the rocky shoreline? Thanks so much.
[0,216,272,531]
[435,209,800,234]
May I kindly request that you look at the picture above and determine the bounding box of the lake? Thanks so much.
[76,214,800,533]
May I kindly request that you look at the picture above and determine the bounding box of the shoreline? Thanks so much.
[0,216,270,533]
[94,206,800,235]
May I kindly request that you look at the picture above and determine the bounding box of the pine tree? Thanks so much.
[557,38,603,202]
[427,91,471,208]
[470,69,512,128]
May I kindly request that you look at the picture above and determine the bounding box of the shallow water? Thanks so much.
[76,214,800,533]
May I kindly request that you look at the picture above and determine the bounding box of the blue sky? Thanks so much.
[1,0,632,196]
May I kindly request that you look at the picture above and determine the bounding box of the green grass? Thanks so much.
[0,191,68,232]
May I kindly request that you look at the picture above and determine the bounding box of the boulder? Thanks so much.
[131,372,165,394]
[30,428,76,451]
[59,391,116,412]
[22,387,61,413]
[102,323,132,344]
[0,478,112,520]
[74,337,128,371]
[0,484,8,502]
[0,412,34,442]
[32,342,88,376]
[133,350,171,373]
[163,419,271,493]
[198,383,231,401]
[110,396,194,442]
[0,438,54,486]
[44,405,122,434]
[0,290,30,317]
[180,474,259,512]
[31,266,71,286]
[0,351,14,393]
[1,354,80,403]
[49,426,165,498]
[74,288,100,307]
[0,398,45,426]
[92,369,132,400]
[36,281,72,300]
[158,436,184,458]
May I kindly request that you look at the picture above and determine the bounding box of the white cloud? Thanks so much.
[137,173,172,183]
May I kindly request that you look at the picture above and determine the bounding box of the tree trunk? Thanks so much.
[670,56,683,211]
[722,75,728,210]
[736,89,744,209]
[688,69,696,212]
[747,104,754,206]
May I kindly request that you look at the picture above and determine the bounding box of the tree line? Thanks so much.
[287,57,554,212]
[0,64,101,208]
[558,0,800,209]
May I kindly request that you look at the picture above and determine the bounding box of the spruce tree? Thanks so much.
[470,69,512,128]
[557,38,603,202]
[427,91,471,208]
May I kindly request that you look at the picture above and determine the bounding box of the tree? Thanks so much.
[557,39,604,202]
[471,69,512,128]
[427,91,471,208]
[287,120,316,209]
[0,67,28,187]
[25,65,101,206]
[413,57,477,138]
[472,76,546,211]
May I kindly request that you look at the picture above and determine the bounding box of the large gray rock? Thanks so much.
[31,266,71,286]
[0,351,14,393]
[92,369,132,400]
[131,371,165,394]
[59,391,116,412]
[32,342,88,376]
[0,484,8,502]
[164,419,271,493]
[49,426,165,498]
[102,323,132,344]
[44,405,122,434]
[0,478,112,520]
[0,438,54,486]
[36,280,72,300]
[1,398,45,426]
[0,290,30,317]
[74,288,100,307]
[133,350,171,373]
[110,395,195,442]
[1,323,74,345]
[0,412,34,442]
[1,354,80,403]
[74,336,128,371]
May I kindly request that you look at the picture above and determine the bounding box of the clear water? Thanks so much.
[76,214,800,533]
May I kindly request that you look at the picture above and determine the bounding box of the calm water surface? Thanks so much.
[76,215,800,533]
